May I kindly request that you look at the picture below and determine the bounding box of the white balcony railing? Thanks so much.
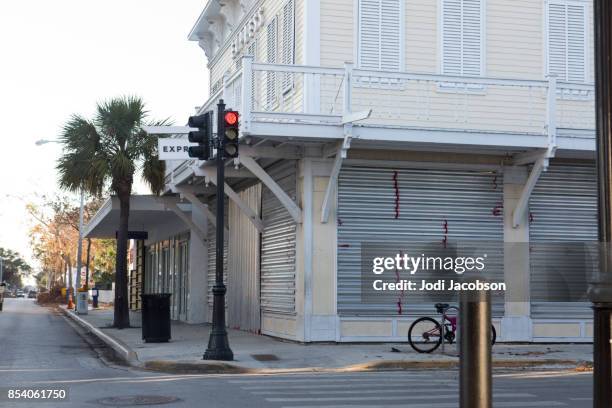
[197,55,595,138]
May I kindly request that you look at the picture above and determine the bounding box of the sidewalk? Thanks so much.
[60,306,592,374]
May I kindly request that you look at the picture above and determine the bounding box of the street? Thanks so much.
[0,299,593,407]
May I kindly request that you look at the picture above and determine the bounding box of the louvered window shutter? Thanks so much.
[547,1,585,82]
[248,41,257,110]
[281,0,295,92]
[442,0,483,76]
[358,0,401,71]
[266,18,277,108]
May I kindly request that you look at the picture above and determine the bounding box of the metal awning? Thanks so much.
[85,195,192,239]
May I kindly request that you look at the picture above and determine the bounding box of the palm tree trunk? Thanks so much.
[114,193,131,329]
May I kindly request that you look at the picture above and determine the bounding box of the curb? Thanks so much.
[57,307,587,375]
[58,306,138,363]
[142,358,583,375]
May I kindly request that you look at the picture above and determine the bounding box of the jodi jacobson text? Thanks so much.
[372,279,506,292]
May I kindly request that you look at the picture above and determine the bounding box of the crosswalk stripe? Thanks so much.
[281,401,566,408]
[251,387,514,395]
[252,388,458,395]
[240,382,455,390]
[230,376,434,384]
[267,393,534,403]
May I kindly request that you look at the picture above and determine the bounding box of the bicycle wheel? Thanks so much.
[491,325,497,346]
[408,317,443,353]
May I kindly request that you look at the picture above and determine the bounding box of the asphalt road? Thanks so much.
[0,298,594,408]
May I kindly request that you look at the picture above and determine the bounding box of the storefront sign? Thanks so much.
[158,138,193,160]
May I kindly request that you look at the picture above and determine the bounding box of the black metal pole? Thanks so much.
[203,100,234,361]
[459,286,492,408]
[592,1,612,406]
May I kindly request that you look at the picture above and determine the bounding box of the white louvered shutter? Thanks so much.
[266,18,277,109]
[281,0,295,92]
[547,1,586,82]
[358,0,401,71]
[442,0,483,76]
[248,41,257,109]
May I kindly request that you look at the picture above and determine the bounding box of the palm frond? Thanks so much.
[56,115,108,195]
[95,96,147,154]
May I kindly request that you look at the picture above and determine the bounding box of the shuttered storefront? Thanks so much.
[227,184,262,331]
[529,163,597,319]
[337,166,504,317]
[260,161,297,315]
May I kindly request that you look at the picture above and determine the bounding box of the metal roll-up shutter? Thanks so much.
[207,199,229,311]
[260,160,297,315]
[337,166,504,317]
[529,163,597,319]
[227,184,261,331]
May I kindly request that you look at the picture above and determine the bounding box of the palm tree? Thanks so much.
[57,96,168,328]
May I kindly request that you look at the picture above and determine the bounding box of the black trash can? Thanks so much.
[141,293,172,343]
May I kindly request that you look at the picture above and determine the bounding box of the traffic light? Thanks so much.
[223,110,239,158]
[187,111,213,160]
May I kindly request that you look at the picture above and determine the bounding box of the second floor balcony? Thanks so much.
[166,56,596,181]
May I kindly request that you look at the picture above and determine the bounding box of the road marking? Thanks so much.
[230,375,434,384]
[251,387,517,395]
[240,382,454,390]
[268,393,534,403]
[281,401,566,408]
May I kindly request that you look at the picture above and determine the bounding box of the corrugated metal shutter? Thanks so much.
[529,163,596,319]
[547,1,586,82]
[358,0,401,70]
[442,0,483,76]
[260,161,297,315]
[207,199,229,310]
[337,166,504,317]
[227,184,261,331]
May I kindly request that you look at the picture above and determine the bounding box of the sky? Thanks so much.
[0,0,209,269]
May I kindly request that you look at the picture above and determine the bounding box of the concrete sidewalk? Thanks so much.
[60,306,593,374]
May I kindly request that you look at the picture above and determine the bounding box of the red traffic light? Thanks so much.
[224,111,239,126]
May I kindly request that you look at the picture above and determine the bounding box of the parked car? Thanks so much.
[27,291,37,299]
[16,290,25,298]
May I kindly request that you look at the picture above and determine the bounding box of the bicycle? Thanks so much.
[407,303,497,353]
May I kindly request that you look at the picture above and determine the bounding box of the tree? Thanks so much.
[28,195,116,291]
[56,96,168,328]
[0,248,32,288]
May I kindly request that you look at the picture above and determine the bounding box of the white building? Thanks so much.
[87,0,597,342]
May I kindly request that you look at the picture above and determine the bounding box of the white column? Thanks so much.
[186,204,208,324]
[302,0,321,114]
[501,166,533,341]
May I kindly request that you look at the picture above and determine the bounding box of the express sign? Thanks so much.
[158,138,194,160]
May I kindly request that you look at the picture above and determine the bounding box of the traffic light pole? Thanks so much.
[592,1,612,406]
[203,100,234,361]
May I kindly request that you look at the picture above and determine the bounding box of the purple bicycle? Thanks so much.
[408,303,496,353]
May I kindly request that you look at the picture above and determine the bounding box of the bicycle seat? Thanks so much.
[434,303,450,313]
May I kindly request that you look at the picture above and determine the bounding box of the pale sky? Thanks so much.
[0,0,209,268]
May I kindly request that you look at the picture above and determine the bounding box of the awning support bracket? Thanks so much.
[172,185,229,236]
[158,199,207,245]
[511,75,558,228]
[512,156,549,228]
[239,156,303,224]
[321,125,353,224]
[198,166,266,232]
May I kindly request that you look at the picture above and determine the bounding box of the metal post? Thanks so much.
[591,1,612,407]
[75,188,85,313]
[203,99,234,361]
[459,287,492,408]
[0,257,3,283]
